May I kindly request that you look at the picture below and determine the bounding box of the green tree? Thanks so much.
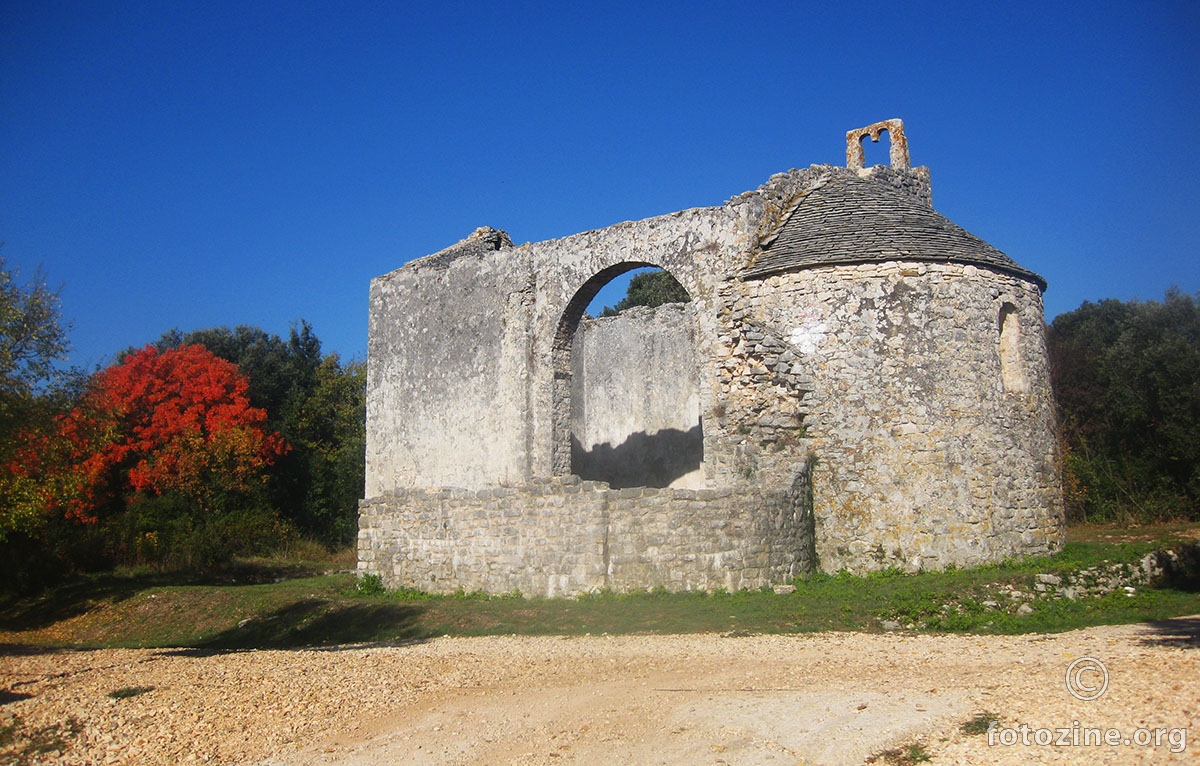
[600,269,689,317]
[285,356,366,543]
[0,255,75,540]
[1048,289,1200,521]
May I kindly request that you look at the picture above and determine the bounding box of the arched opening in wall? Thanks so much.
[859,129,892,168]
[998,303,1029,394]
[552,265,703,489]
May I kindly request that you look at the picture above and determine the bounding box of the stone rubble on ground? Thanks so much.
[1,622,1196,765]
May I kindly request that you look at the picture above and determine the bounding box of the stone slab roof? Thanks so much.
[743,172,1046,290]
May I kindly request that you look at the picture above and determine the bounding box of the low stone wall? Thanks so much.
[358,473,814,597]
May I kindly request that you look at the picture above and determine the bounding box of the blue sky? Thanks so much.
[2,1,1197,369]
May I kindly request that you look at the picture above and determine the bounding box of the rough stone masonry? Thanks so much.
[360,119,1065,596]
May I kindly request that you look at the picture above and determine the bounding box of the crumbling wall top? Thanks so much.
[401,225,514,273]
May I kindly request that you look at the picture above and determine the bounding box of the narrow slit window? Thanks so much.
[998,303,1029,393]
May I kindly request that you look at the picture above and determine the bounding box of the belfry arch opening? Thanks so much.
[552,265,703,489]
[858,130,893,168]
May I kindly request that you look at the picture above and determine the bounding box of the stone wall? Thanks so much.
[715,260,1064,572]
[362,144,1065,593]
[364,239,534,495]
[571,302,703,489]
[358,471,814,597]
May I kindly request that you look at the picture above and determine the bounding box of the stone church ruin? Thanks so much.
[359,120,1065,596]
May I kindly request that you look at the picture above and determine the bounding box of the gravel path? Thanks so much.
[2,619,1197,764]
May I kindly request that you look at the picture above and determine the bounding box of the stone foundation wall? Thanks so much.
[358,472,814,598]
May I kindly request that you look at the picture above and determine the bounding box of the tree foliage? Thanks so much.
[5,344,295,573]
[56,345,288,522]
[153,323,321,419]
[153,322,365,544]
[0,258,69,402]
[0,271,365,583]
[0,256,75,541]
[1048,289,1200,521]
[285,355,366,543]
[599,269,689,317]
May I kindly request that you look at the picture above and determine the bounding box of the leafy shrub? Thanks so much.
[356,572,384,595]
[118,492,293,571]
[960,712,1000,736]
[1049,290,1200,522]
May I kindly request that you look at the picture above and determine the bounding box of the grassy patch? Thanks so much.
[960,712,1000,736]
[1,526,1197,650]
[867,741,932,764]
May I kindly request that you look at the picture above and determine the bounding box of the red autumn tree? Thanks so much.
[57,344,287,522]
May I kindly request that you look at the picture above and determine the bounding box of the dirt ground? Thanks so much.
[2,617,1198,765]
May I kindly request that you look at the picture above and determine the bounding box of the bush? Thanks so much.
[1049,290,1200,522]
[356,572,384,595]
[118,492,295,572]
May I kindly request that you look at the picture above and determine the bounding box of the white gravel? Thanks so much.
[2,619,1198,764]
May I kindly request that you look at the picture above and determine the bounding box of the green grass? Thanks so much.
[1,525,1197,650]
[867,741,932,764]
[960,712,1000,736]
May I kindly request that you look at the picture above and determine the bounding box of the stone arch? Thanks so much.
[551,262,701,486]
[524,209,729,482]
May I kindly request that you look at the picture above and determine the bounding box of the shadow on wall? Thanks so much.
[571,423,703,489]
